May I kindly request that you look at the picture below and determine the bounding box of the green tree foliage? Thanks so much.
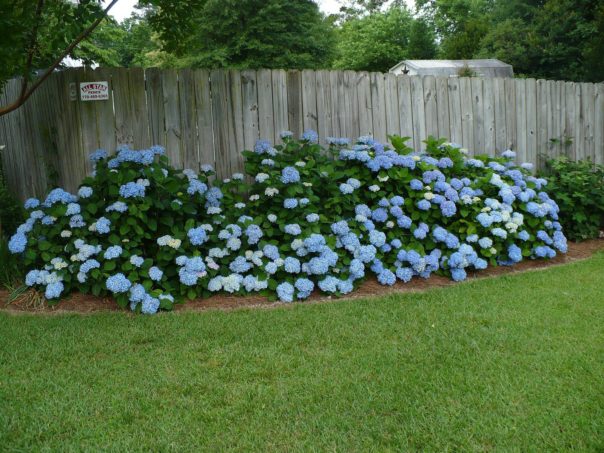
[0,0,109,92]
[72,14,160,68]
[140,0,335,69]
[407,18,438,59]
[418,0,604,82]
[334,5,435,72]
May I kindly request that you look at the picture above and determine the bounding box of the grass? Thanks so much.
[1,254,603,452]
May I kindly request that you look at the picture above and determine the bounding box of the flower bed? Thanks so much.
[8,133,567,314]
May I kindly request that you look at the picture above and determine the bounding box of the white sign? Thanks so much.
[80,81,109,101]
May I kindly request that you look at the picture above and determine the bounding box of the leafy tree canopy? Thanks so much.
[139,0,336,69]
[333,5,437,72]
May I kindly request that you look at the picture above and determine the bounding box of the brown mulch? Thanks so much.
[2,239,603,315]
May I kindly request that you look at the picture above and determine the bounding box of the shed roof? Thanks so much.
[390,59,512,72]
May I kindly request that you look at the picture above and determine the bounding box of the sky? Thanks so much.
[103,0,415,22]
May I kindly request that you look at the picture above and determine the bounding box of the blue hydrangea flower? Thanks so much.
[301,129,319,143]
[80,259,100,274]
[119,182,146,198]
[396,267,413,283]
[371,208,388,223]
[440,200,457,217]
[149,266,163,281]
[263,244,280,261]
[141,295,160,314]
[78,186,93,199]
[508,244,523,263]
[327,137,349,146]
[356,245,376,263]
[377,269,396,286]
[45,281,64,299]
[417,200,431,211]
[281,167,300,184]
[451,268,467,282]
[254,139,273,154]
[339,183,354,194]
[369,230,386,247]
[517,230,530,241]
[277,282,295,302]
[245,224,263,244]
[306,213,320,223]
[295,278,314,299]
[492,228,507,239]
[284,198,298,209]
[187,179,207,196]
[8,232,27,254]
[284,257,301,273]
[106,273,132,293]
[96,217,111,234]
[89,149,108,162]
[284,224,301,235]
[445,234,460,249]
[474,258,488,270]
[186,226,206,245]
[130,255,144,267]
[331,221,349,236]
[478,237,493,249]
[104,245,123,260]
[307,257,330,275]
[24,198,40,209]
[129,284,146,303]
[106,201,128,213]
[229,256,252,273]
[318,276,339,293]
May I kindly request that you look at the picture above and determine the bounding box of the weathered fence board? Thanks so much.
[1,68,603,200]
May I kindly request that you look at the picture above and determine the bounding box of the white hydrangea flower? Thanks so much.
[265,187,279,197]
[60,230,72,238]
[255,173,269,183]
[368,185,380,192]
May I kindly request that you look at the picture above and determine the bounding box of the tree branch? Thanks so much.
[0,0,120,118]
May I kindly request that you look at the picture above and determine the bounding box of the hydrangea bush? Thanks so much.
[8,133,567,313]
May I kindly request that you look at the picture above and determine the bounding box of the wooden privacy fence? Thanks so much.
[1,67,603,200]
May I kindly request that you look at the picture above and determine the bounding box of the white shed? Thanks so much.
[389,59,514,78]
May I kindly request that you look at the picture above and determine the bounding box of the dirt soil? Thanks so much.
[2,239,603,315]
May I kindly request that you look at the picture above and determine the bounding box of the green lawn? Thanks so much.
[1,255,603,452]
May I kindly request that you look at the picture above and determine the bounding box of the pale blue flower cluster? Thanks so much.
[106,273,132,293]
[119,182,146,198]
[281,167,300,184]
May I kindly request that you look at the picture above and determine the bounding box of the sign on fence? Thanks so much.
[80,81,109,101]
